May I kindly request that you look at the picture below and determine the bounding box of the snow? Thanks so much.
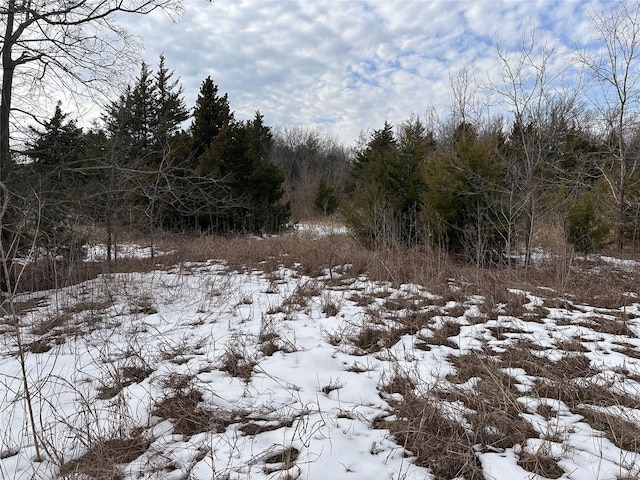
[1,239,640,480]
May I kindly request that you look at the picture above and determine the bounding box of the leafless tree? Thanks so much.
[0,0,187,290]
[577,0,640,251]
[0,0,190,462]
[270,125,351,220]
[449,64,489,128]
[491,24,580,267]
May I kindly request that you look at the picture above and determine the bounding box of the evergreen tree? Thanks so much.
[566,190,612,254]
[422,122,507,265]
[196,111,289,233]
[102,56,190,233]
[153,54,189,150]
[192,76,234,163]
[241,112,290,233]
[26,102,85,168]
[314,178,339,215]
[23,105,87,258]
[347,119,434,247]
[105,56,188,166]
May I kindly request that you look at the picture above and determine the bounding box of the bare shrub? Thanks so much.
[11,259,104,294]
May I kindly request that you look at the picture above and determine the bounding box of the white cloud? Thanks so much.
[108,0,612,146]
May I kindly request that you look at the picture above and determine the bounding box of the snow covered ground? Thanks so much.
[1,235,639,480]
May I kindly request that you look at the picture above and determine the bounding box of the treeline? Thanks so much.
[15,27,640,268]
[347,114,629,267]
[15,55,352,260]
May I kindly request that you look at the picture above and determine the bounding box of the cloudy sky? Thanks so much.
[125,0,611,146]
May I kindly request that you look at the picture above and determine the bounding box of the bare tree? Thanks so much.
[577,0,640,251]
[270,125,351,220]
[491,24,579,266]
[0,0,187,289]
[449,64,489,128]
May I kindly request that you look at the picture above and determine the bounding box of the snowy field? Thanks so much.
[1,232,639,480]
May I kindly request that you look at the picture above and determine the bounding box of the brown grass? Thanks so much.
[384,387,484,480]
[262,447,300,474]
[219,343,257,381]
[60,430,150,480]
[96,364,154,400]
[576,407,640,452]
[517,448,564,479]
[382,346,543,479]
[9,227,640,478]
[418,320,461,349]
[153,373,235,437]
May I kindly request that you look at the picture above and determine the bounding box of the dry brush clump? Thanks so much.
[382,381,484,480]
[152,373,236,438]
[96,362,154,400]
[218,339,257,382]
[59,429,151,480]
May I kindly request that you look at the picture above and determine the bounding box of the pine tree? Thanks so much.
[203,111,289,233]
[23,104,87,258]
[153,54,189,151]
[192,76,233,164]
[26,102,85,168]
[347,119,434,247]
[241,112,289,233]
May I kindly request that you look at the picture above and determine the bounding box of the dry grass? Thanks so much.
[96,363,154,400]
[517,447,564,479]
[262,446,300,475]
[219,342,257,381]
[383,387,484,480]
[153,373,235,437]
[238,417,295,436]
[418,320,461,349]
[8,227,640,479]
[59,430,151,480]
[380,345,548,479]
[281,280,322,310]
[576,407,640,452]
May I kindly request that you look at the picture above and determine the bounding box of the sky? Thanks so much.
[120,0,610,146]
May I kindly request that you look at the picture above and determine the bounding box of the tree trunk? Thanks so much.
[1,1,16,291]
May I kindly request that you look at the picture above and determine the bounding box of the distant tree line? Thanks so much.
[8,1,640,271]
[347,3,640,265]
[18,56,299,260]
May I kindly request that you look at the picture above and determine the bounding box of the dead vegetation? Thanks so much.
[153,373,236,437]
[4,229,640,479]
[59,430,151,480]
